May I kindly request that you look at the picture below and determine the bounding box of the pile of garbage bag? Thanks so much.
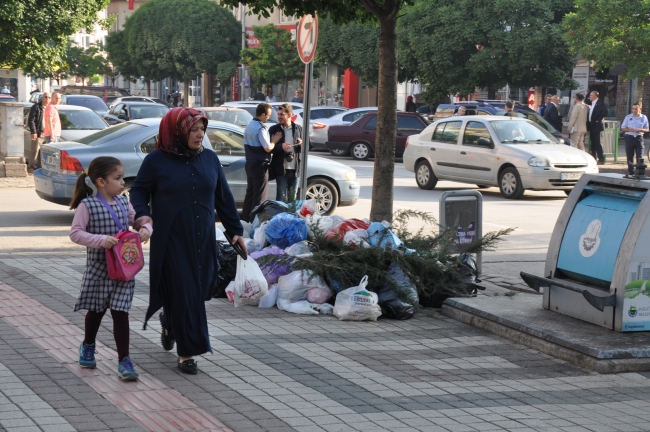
[214,199,485,321]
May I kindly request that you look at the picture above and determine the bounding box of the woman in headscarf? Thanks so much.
[130,108,246,374]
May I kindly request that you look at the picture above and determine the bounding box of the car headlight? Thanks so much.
[345,170,356,181]
[528,157,549,167]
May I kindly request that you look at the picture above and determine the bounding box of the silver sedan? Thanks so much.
[33,118,360,214]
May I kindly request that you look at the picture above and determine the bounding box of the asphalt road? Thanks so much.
[0,152,569,280]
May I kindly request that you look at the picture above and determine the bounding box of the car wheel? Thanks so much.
[476,184,490,189]
[329,147,348,157]
[351,142,371,160]
[306,178,339,216]
[499,168,524,199]
[415,160,437,190]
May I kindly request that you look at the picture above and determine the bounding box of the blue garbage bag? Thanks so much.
[265,213,308,249]
[367,222,403,250]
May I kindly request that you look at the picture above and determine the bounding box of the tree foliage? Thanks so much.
[105,31,140,84]
[241,25,304,101]
[0,0,111,71]
[66,43,110,86]
[563,0,650,80]
[399,0,576,101]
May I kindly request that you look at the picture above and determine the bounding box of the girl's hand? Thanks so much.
[104,236,118,249]
[139,227,150,244]
[135,216,153,230]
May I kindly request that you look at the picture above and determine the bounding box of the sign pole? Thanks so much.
[299,60,313,201]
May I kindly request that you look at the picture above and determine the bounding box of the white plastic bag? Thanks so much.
[233,256,269,307]
[244,238,262,254]
[254,221,269,248]
[315,303,334,315]
[241,221,252,239]
[277,270,331,304]
[298,199,318,217]
[333,276,382,321]
[258,284,278,308]
[306,215,335,238]
[277,299,319,315]
[343,228,369,246]
[216,227,227,242]
[284,240,312,256]
[225,281,235,303]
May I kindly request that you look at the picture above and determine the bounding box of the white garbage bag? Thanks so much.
[333,276,382,321]
[233,255,269,307]
[258,284,278,308]
[277,270,331,304]
[277,299,319,315]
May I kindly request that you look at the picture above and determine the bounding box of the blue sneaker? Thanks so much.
[79,343,97,368]
[118,357,139,381]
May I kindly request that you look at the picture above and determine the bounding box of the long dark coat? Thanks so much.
[130,148,243,356]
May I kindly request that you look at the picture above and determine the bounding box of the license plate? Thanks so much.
[560,172,583,180]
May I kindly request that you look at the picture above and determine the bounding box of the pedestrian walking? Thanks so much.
[587,91,608,164]
[69,156,151,380]
[544,95,563,132]
[129,108,246,375]
[268,103,303,202]
[503,101,518,118]
[568,93,588,151]
[265,90,276,103]
[241,103,282,222]
[537,94,552,117]
[291,90,303,103]
[44,92,61,143]
[621,103,649,176]
[27,92,49,169]
[405,95,417,113]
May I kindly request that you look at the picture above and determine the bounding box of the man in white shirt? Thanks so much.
[621,103,649,176]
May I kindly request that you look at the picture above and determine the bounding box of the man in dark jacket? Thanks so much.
[587,90,609,164]
[503,101,518,118]
[544,95,563,132]
[268,103,303,203]
[27,92,50,169]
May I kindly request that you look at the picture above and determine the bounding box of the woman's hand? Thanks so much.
[139,228,150,244]
[231,235,248,258]
[135,216,153,230]
[104,236,118,249]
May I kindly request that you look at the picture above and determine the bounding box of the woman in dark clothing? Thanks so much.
[130,108,247,374]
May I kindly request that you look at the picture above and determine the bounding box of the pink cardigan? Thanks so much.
[70,200,152,248]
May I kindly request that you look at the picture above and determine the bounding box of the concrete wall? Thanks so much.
[0,103,27,177]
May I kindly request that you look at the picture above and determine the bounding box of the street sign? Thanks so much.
[297,14,318,64]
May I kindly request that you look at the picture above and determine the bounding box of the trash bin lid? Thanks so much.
[557,192,642,288]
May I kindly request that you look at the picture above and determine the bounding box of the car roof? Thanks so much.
[120,102,168,107]
[195,106,247,111]
[64,94,103,99]
[0,94,16,99]
[311,106,348,110]
[57,105,94,111]
[129,118,240,130]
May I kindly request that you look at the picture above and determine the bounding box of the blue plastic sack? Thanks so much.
[367,222,403,250]
[265,213,308,249]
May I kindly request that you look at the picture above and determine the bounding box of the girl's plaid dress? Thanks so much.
[74,195,135,312]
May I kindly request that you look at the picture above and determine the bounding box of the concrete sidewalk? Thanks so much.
[2,252,650,431]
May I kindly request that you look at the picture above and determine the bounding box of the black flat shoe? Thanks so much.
[159,312,175,351]
[177,358,198,375]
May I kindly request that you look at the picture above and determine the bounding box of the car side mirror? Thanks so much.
[477,137,494,149]
[118,113,126,120]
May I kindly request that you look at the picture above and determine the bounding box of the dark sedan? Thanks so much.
[326,112,428,160]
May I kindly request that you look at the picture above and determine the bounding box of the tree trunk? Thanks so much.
[369,14,398,223]
[146,80,151,97]
[183,78,191,107]
[487,85,496,100]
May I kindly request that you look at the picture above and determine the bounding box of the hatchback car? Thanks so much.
[33,118,360,214]
[104,102,169,124]
[310,107,378,152]
[0,94,17,103]
[221,102,279,124]
[403,117,598,199]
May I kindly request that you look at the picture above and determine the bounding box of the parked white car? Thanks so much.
[403,116,598,199]
[310,107,378,153]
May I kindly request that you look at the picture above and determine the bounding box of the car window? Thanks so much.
[129,105,169,119]
[77,123,146,146]
[343,111,369,122]
[310,109,329,120]
[66,98,108,112]
[139,135,158,154]
[518,111,557,134]
[398,116,425,130]
[206,127,245,156]
[491,120,555,143]
[432,121,462,144]
[204,110,252,127]
[110,104,123,115]
[59,110,107,130]
[462,121,492,145]
[364,116,377,130]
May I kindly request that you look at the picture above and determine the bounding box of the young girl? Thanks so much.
[69,156,151,381]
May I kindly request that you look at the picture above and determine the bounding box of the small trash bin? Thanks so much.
[521,173,650,332]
